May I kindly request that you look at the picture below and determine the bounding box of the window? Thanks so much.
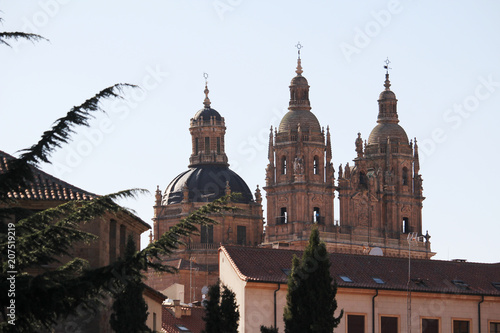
[282,156,287,174]
[402,167,409,186]
[340,275,353,283]
[359,172,367,188]
[492,282,500,291]
[452,280,469,290]
[313,156,319,175]
[204,137,210,153]
[402,217,409,234]
[313,207,320,223]
[280,207,288,224]
[422,318,439,333]
[372,277,385,284]
[490,322,500,333]
[119,224,126,257]
[109,220,117,263]
[216,137,221,154]
[347,314,365,333]
[200,225,213,244]
[237,226,246,245]
[453,320,470,333]
[381,316,398,333]
[195,138,199,154]
[153,312,157,332]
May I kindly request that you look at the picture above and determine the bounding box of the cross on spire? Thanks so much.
[295,42,303,59]
[384,57,392,74]
[203,72,211,108]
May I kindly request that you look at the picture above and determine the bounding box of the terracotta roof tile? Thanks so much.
[221,246,500,296]
[162,305,206,333]
[0,150,96,201]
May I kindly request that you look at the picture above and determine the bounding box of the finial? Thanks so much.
[383,58,391,91]
[203,72,211,108]
[295,42,303,75]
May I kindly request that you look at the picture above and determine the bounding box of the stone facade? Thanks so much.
[262,58,433,259]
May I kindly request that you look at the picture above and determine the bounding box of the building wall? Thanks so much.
[144,294,163,332]
[220,259,500,333]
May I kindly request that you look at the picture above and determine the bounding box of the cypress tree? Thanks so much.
[202,280,239,333]
[283,227,343,333]
[109,235,151,333]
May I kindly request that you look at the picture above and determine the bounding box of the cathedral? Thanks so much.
[150,51,434,302]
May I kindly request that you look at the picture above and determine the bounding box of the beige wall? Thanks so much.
[144,294,163,332]
[220,254,500,333]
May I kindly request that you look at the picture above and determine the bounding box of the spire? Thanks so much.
[414,138,420,175]
[289,42,311,111]
[268,126,274,163]
[326,126,332,163]
[295,42,303,75]
[377,58,398,124]
[203,72,211,108]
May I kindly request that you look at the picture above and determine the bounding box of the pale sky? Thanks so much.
[1,1,499,263]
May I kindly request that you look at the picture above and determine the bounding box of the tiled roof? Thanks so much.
[0,150,96,201]
[221,246,500,296]
[162,305,206,333]
[163,258,219,272]
[143,284,168,303]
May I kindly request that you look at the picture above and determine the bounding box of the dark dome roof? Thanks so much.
[278,110,321,133]
[290,75,309,86]
[163,165,253,205]
[379,90,396,100]
[192,107,222,121]
[368,123,409,145]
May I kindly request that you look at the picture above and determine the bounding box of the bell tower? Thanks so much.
[337,60,432,259]
[264,46,336,246]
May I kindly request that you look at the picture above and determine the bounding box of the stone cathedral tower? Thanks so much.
[337,70,433,259]
[263,52,336,247]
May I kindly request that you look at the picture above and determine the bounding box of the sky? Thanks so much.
[1,0,499,263]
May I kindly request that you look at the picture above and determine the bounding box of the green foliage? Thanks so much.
[283,227,343,333]
[0,26,236,332]
[110,235,151,333]
[261,325,279,333]
[202,280,240,333]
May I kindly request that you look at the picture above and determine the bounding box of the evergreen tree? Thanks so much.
[109,235,151,333]
[202,280,239,333]
[0,19,236,332]
[283,227,343,333]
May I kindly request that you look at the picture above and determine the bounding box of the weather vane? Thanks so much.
[295,42,303,59]
[384,57,391,74]
[203,72,208,84]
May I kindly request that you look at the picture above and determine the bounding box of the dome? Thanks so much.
[278,110,321,133]
[368,123,409,145]
[192,107,222,122]
[163,165,253,205]
[379,89,396,100]
[290,75,309,86]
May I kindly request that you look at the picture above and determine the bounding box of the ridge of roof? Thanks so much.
[220,245,251,282]
[222,245,500,296]
[0,150,97,201]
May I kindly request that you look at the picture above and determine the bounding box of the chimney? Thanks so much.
[173,299,181,318]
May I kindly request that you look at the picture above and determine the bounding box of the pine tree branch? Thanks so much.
[0,32,47,47]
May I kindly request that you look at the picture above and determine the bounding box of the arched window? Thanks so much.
[204,137,210,154]
[195,138,199,154]
[359,172,367,188]
[282,156,287,175]
[402,167,409,186]
[402,217,409,234]
[280,207,288,224]
[216,137,221,154]
[313,207,321,223]
[313,156,319,175]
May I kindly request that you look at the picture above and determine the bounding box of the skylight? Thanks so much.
[282,268,291,276]
[176,324,191,332]
[339,275,353,283]
[491,282,500,291]
[372,277,385,284]
[452,280,469,289]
